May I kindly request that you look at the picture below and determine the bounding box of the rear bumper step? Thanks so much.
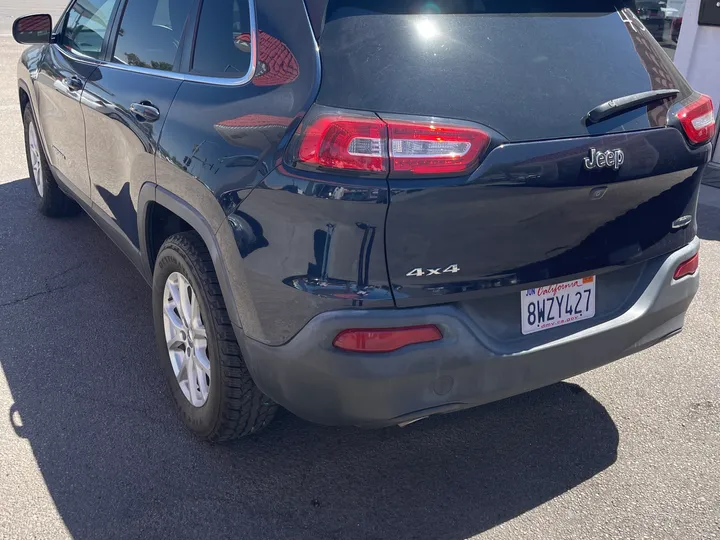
[240,238,700,428]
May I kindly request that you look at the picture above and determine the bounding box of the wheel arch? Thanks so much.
[19,84,30,114]
[138,183,246,332]
[18,78,36,123]
[18,78,52,166]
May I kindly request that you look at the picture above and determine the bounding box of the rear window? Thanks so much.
[327,0,635,17]
[192,0,252,77]
[317,0,691,142]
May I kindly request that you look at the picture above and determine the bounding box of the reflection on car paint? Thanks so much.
[282,222,394,304]
[236,31,299,86]
[214,114,292,148]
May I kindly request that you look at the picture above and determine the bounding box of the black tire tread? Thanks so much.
[160,231,278,441]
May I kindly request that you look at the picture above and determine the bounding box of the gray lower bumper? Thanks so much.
[241,238,700,427]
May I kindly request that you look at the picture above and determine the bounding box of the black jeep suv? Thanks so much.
[15,0,712,440]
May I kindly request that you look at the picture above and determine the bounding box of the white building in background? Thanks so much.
[665,0,687,17]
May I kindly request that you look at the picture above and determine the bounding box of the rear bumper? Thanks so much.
[241,238,700,427]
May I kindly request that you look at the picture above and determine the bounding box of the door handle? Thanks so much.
[130,102,161,123]
[62,76,83,92]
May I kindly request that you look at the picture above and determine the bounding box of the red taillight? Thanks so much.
[295,113,388,174]
[286,105,490,177]
[674,253,699,280]
[675,94,715,145]
[333,325,443,353]
[384,117,491,177]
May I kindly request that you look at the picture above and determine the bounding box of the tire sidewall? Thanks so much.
[23,106,49,208]
[153,242,224,438]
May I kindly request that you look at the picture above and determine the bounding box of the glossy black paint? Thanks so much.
[29,45,98,201]
[155,0,343,343]
[84,66,181,247]
[233,167,391,344]
[16,1,709,348]
[385,128,708,307]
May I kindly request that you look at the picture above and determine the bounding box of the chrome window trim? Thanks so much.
[185,0,257,86]
[101,56,188,81]
[55,43,105,66]
[54,0,258,87]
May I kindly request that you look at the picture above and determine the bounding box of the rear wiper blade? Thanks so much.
[585,89,679,124]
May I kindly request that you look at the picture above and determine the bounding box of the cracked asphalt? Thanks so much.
[1,2,719,539]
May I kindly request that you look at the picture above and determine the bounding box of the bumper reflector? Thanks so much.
[674,253,699,280]
[333,325,442,353]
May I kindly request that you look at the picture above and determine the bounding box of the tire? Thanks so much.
[152,231,277,441]
[22,105,80,217]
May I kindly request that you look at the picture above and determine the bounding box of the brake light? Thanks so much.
[673,253,699,280]
[333,325,443,353]
[295,113,388,174]
[286,105,490,177]
[675,94,715,145]
[384,117,491,176]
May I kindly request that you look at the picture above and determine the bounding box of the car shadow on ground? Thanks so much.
[0,177,619,539]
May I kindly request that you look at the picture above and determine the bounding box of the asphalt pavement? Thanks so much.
[0,3,719,539]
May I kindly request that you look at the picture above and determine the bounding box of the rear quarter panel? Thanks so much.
[158,0,378,344]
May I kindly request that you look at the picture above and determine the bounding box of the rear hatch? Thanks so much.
[310,1,712,309]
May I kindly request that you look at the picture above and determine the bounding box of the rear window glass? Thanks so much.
[327,0,635,17]
[192,0,252,77]
[318,0,691,142]
[112,0,193,71]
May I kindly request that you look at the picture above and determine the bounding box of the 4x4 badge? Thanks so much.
[584,148,625,171]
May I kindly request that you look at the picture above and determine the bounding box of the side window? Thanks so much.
[112,0,193,72]
[192,0,253,77]
[61,0,118,59]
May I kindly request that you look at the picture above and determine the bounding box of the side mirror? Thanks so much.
[12,14,53,45]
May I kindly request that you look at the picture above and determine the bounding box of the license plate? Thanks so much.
[521,276,596,335]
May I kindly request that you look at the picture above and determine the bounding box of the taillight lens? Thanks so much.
[675,94,715,145]
[286,105,491,177]
[290,108,388,175]
[673,253,699,280]
[333,325,443,353]
[383,116,491,177]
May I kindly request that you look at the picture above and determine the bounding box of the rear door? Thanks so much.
[83,0,193,247]
[317,0,712,307]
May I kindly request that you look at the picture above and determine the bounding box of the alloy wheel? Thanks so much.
[162,272,211,407]
[28,120,44,198]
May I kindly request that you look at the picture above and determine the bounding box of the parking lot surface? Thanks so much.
[1,3,719,539]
